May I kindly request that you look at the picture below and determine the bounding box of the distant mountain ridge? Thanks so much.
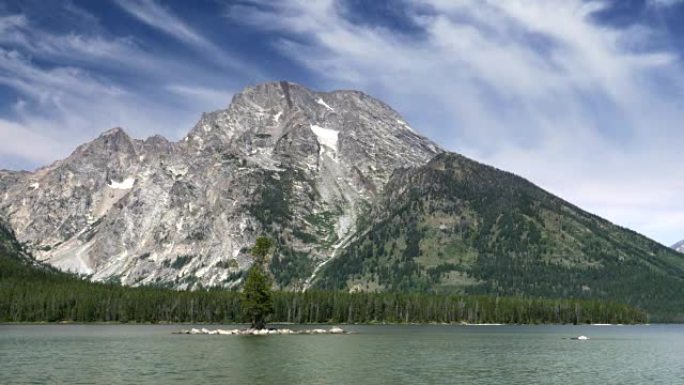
[672,240,684,253]
[1,81,683,320]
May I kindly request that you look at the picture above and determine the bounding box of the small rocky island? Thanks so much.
[175,238,349,336]
[175,326,347,336]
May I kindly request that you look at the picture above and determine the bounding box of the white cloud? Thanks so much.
[227,0,684,245]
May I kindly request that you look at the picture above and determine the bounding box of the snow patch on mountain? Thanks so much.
[316,98,334,111]
[310,124,338,152]
[108,177,135,189]
[397,119,415,133]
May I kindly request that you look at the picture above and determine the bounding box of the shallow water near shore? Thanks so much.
[1,324,682,384]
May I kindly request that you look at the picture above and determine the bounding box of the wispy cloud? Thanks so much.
[115,0,208,47]
[0,45,173,162]
[647,0,684,7]
[227,0,684,244]
[165,84,235,108]
[0,11,157,74]
[115,0,256,75]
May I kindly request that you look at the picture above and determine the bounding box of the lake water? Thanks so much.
[1,324,682,384]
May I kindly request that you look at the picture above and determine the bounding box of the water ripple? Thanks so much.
[1,324,682,385]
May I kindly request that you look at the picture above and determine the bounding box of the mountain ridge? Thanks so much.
[314,152,684,319]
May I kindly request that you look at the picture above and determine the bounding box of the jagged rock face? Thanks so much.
[0,81,441,288]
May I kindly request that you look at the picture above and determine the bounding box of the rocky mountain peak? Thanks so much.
[101,126,128,136]
[72,126,137,159]
[0,81,442,289]
[184,81,439,155]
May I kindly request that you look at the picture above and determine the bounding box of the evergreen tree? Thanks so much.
[241,236,274,329]
[251,236,273,265]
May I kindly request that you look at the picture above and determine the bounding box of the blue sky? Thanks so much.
[1,0,683,245]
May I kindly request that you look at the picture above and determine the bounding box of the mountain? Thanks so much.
[672,240,684,253]
[1,81,683,319]
[0,81,440,289]
[314,153,684,319]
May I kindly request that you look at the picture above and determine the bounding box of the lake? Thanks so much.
[1,324,682,384]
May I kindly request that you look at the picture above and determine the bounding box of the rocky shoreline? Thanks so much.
[174,326,348,336]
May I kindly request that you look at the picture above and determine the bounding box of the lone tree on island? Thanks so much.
[241,236,274,330]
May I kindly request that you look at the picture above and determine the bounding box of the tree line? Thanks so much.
[0,231,646,325]
[0,280,646,324]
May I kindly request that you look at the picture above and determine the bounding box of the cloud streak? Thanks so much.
[115,0,257,75]
[648,0,684,7]
[115,0,209,47]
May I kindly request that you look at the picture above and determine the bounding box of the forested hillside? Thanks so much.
[315,153,684,322]
[0,221,645,324]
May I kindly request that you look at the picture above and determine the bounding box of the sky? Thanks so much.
[0,0,683,246]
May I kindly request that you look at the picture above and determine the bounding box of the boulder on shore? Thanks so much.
[571,335,590,340]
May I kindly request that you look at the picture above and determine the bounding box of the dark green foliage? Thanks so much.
[293,229,318,244]
[268,291,646,325]
[0,253,645,325]
[0,223,645,324]
[223,269,247,284]
[215,259,238,269]
[316,153,684,321]
[251,236,273,264]
[249,171,294,228]
[163,255,193,269]
[241,265,273,329]
[242,236,274,329]
[247,165,341,287]
[269,248,314,289]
